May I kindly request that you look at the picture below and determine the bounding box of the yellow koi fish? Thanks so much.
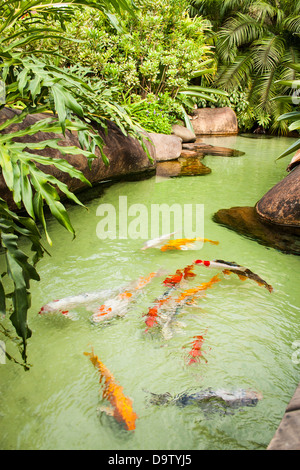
[84,349,138,431]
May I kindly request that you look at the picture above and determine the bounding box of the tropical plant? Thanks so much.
[0,0,140,365]
[190,0,300,133]
[273,64,300,159]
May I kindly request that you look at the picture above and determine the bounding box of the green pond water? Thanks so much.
[0,134,300,450]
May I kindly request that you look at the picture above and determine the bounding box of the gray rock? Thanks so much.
[171,123,196,142]
[148,132,182,161]
[191,107,238,135]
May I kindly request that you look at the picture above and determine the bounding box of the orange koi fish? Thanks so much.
[163,264,196,287]
[194,259,273,293]
[184,334,208,365]
[91,272,158,323]
[84,349,138,431]
[174,274,221,305]
[152,274,220,340]
[160,237,219,252]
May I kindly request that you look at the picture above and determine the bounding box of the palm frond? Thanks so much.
[252,35,285,73]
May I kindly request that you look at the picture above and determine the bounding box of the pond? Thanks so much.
[0,134,299,450]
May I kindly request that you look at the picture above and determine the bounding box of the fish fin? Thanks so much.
[97,405,114,417]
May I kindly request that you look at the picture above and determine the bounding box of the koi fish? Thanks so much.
[194,259,273,293]
[146,388,263,410]
[160,237,219,252]
[144,294,172,330]
[144,265,197,331]
[163,264,196,287]
[184,334,208,365]
[91,272,159,323]
[141,231,179,250]
[38,289,112,317]
[84,349,138,431]
[150,274,221,340]
[174,274,221,306]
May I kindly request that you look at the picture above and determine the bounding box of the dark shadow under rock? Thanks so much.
[156,157,211,178]
[213,206,300,255]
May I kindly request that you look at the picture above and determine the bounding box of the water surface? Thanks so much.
[0,135,299,450]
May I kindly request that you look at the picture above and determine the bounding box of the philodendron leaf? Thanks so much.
[1,231,39,360]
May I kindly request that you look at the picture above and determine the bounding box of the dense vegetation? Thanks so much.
[0,0,299,366]
[190,0,300,133]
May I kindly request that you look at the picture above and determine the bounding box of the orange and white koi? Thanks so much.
[84,349,138,431]
[184,334,209,366]
[160,237,219,252]
[194,259,273,292]
[91,272,158,323]
[141,231,179,250]
[150,274,221,340]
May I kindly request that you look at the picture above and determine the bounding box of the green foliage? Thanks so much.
[190,0,300,134]
[51,0,212,98]
[273,66,300,159]
[124,93,175,134]
[0,0,140,365]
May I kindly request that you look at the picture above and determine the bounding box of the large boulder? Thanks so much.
[0,107,160,209]
[256,164,300,232]
[149,132,183,161]
[191,107,238,135]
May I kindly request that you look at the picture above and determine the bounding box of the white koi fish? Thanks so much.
[38,289,112,318]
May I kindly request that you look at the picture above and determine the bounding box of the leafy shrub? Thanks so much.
[52,0,212,98]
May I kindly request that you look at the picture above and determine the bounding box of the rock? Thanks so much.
[287,149,300,172]
[267,384,300,450]
[180,149,200,158]
[0,107,156,210]
[256,164,300,231]
[182,142,245,157]
[213,206,300,255]
[191,107,238,135]
[149,132,182,161]
[156,157,211,178]
[171,124,196,142]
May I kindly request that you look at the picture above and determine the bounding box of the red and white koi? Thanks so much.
[144,264,197,332]
[91,272,159,324]
[194,259,273,292]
